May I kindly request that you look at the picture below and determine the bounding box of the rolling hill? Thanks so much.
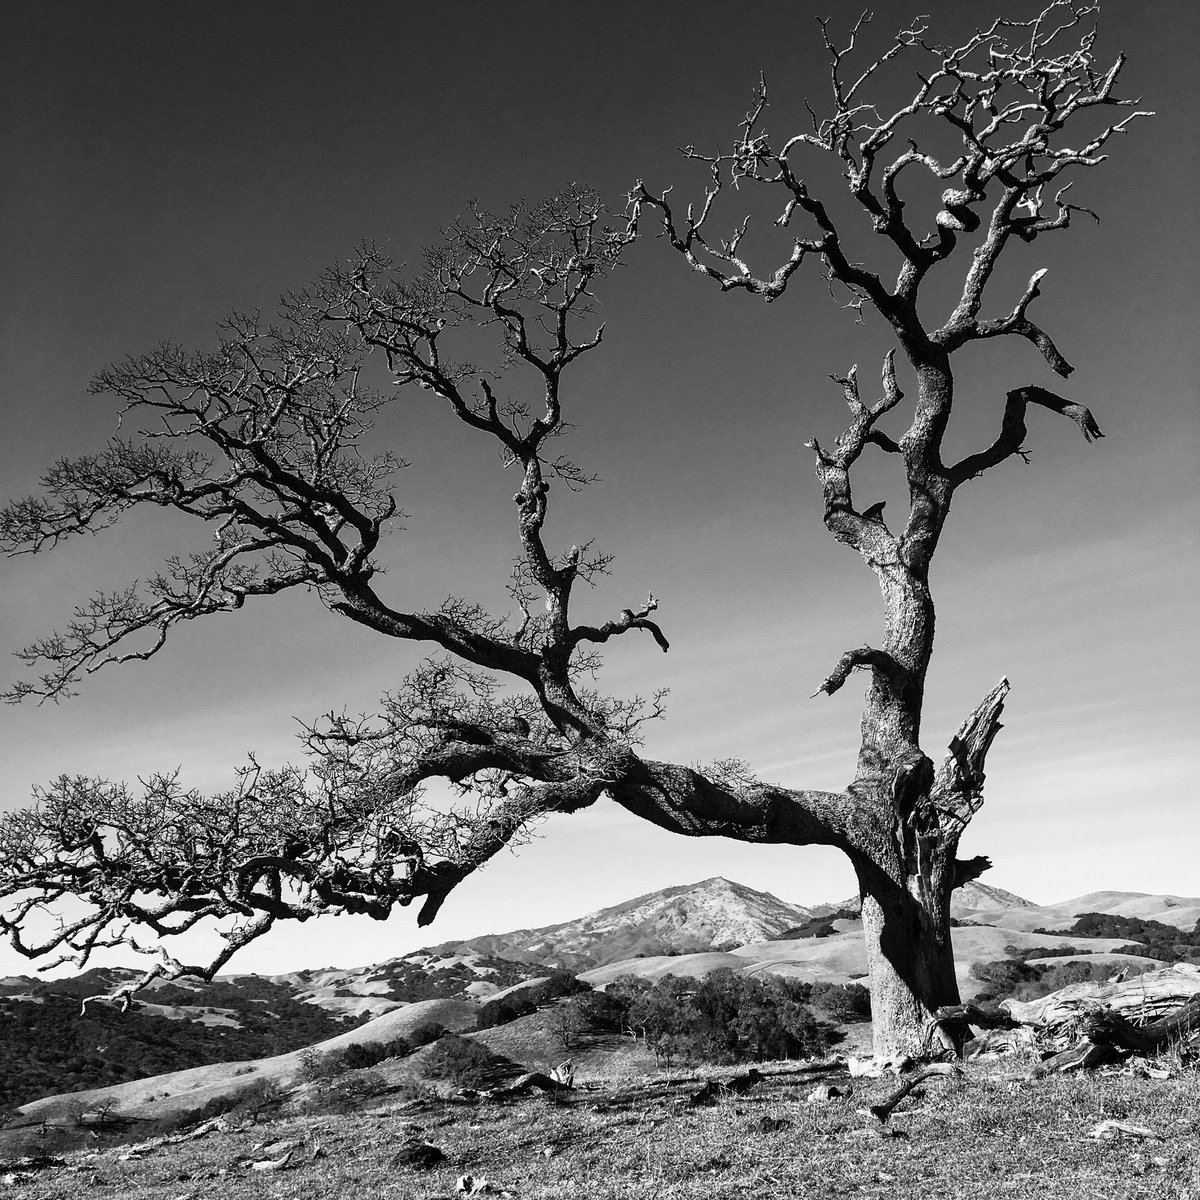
[2,875,1196,1118]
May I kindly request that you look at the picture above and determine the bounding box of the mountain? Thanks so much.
[952,880,1038,912]
[421,877,822,970]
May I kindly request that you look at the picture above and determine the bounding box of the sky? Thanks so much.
[1,0,1197,978]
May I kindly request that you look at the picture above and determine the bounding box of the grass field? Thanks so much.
[3,1057,1198,1199]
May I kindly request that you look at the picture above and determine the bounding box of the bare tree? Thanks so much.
[631,1,1146,1050]
[0,5,1147,1056]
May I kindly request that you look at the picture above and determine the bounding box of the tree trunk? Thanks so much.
[855,852,961,1058]
[843,356,966,1058]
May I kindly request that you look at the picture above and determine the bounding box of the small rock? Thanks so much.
[848,1056,881,1078]
[757,1115,791,1133]
[249,1149,294,1172]
[260,1137,303,1155]
[1088,1120,1163,1141]
[392,1141,448,1169]
[457,1174,510,1195]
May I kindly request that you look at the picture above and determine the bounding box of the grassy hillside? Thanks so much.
[1,1057,1197,1199]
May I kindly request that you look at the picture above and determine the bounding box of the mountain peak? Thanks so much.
[952,880,1037,911]
[433,877,822,970]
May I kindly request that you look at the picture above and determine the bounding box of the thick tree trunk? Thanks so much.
[855,848,961,1058]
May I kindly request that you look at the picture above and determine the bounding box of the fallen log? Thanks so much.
[480,1071,572,1099]
[1031,1041,1123,1077]
[1001,963,1200,1029]
[999,966,1200,1075]
[1083,994,1200,1053]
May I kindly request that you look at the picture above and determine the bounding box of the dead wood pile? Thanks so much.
[929,964,1200,1074]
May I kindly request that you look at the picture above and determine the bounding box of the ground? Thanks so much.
[2,1059,1197,1199]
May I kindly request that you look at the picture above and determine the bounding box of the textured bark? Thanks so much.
[853,836,960,1058]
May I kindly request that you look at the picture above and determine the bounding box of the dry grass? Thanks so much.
[3,1060,1199,1199]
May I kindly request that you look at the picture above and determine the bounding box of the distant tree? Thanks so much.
[234,1077,287,1124]
[90,1095,123,1131]
[0,6,1147,1056]
[570,988,626,1033]
[550,997,589,1056]
[296,1047,343,1085]
[810,982,872,1024]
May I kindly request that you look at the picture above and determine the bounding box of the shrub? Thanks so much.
[338,1037,410,1070]
[419,1034,500,1087]
[338,1069,389,1100]
[476,994,536,1030]
[407,1022,447,1049]
[297,1047,344,1084]
[810,982,872,1023]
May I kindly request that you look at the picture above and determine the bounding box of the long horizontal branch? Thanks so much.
[0,731,864,1003]
[607,758,857,852]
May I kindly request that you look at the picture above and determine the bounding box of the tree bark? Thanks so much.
[854,851,961,1058]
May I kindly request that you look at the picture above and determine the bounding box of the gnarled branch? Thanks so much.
[950,386,1103,485]
[930,677,1010,832]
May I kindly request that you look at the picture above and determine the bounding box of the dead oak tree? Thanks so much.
[632,1,1146,1051]
[0,6,1148,1056]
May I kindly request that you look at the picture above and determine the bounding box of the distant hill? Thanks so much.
[953,880,1038,911]
[0,950,547,1106]
[6,996,481,1146]
[0,972,358,1108]
[421,877,822,969]
[3,875,1196,1114]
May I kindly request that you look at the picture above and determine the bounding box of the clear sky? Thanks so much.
[1,1,1197,977]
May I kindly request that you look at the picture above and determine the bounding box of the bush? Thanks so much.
[297,1047,344,1084]
[338,1068,389,1099]
[338,1037,410,1070]
[810,982,871,1023]
[476,994,536,1030]
[407,1022,447,1049]
[419,1034,500,1087]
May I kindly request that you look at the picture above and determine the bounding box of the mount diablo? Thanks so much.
[420,877,831,971]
